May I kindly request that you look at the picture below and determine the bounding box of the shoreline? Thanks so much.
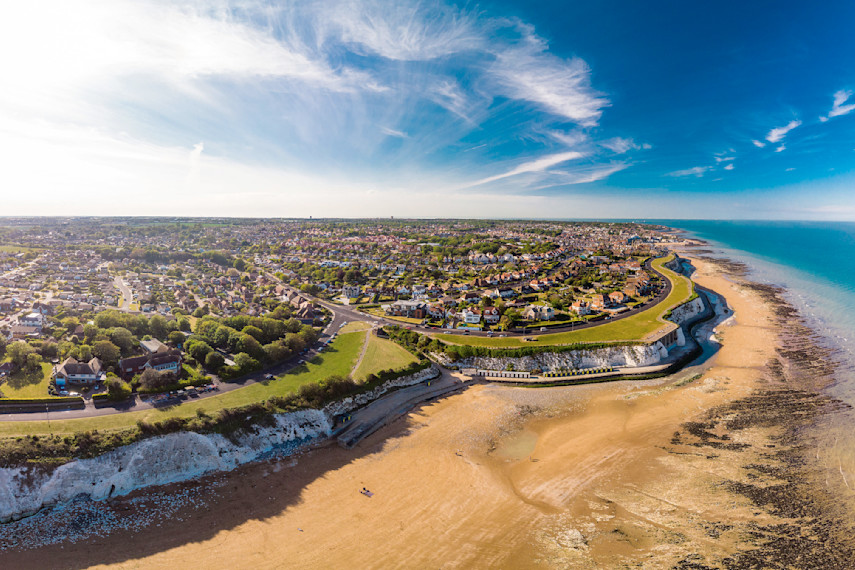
[2,253,854,567]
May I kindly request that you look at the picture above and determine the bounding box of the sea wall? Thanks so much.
[446,343,668,372]
[0,366,439,523]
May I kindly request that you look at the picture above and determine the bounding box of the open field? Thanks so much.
[433,255,693,348]
[0,363,54,399]
[340,321,372,333]
[353,334,419,381]
[0,332,366,436]
[0,245,42,253]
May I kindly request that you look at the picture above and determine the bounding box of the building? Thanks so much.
[523,304,555,321]
[386,300,427,319]
[19,312,45,330]
[140,338,169,354]
[482,306,501,325]
[342,285,361,299]
[55,357,105,387]
[119,349,183,379]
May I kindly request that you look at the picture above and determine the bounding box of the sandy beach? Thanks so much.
[4,255,854,569]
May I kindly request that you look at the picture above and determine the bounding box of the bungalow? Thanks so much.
[427,304,445,320]
[55,357,105,387]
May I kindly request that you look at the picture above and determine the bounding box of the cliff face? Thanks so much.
[449,343,669,372]
[0,367,439,523]
[669,296,704,325]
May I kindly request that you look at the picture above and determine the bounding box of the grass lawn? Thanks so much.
[0,332,367,437]
[433,255,693,348]
[353,334,419,381]
[340,321,372,333]
[0,363,54,399]
[362,307,422,325]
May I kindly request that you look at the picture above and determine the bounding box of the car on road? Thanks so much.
[264,373,274,380]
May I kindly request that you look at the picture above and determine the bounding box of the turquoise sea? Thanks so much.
[653,219,855,496]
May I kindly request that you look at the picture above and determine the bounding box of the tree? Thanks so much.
[6,341,34,368]
[139,368,172,391]
[83,323,98,344]
[92,340,121,365]
[234,352,260,373]
[0,335,6,358]
[233,258,247,271]
[241,325,265,343]
[187,339,213,362]
[168,331,185,347]
[149,315,167,340]
[204,350,225,372]
[106,377,132,400]
[108,327,135,354]
[25,352,42,372]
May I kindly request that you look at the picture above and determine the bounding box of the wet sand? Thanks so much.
[4,257,854,569]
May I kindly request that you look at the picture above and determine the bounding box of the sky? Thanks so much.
[1,0,854,219]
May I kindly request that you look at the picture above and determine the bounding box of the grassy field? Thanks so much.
[340,321,372,333]
[0,363,54,399]
[0,332,367,437]
[353,334,419,381]
[433,255,693,348]
[361,307,422,325]
[0,245,41,253]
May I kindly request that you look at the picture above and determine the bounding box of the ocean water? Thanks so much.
[654,219,855,495]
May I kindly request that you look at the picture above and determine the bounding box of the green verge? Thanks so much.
[353,334,419,381]
[0,331,367,437]
[432,254,694,348]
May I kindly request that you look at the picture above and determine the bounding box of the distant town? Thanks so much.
[0,218,676,402]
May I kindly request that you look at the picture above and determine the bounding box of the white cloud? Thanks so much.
[545,162,628,185]
[714,155,735,163]
[775,144,786,152]
[600,137,648,154]
[320,0,482,61]
[752,139,766,148]
[380,127,408,138]
[723,163,735,170]
[667,166,710,178]
[820,89,855,122]
[461,151,585,188]
[766,120,801,143]
[488,25,608,126]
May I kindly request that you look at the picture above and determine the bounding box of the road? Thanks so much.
[114,276,133,311]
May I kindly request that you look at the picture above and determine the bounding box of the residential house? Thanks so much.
[55,357,105,387]
[523,304,555,321]
[119,349,183,379]
[386,300,427,319]
[482,306,501,325]
[461,307,482,325]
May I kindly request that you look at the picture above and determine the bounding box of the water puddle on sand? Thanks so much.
[494,428,539,461]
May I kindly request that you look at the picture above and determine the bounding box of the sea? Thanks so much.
[651,219,855,495]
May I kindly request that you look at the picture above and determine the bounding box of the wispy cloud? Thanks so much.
[820,89,855,122]
[775,144,786,152]
[766,120,801,143]
[488,24,608,126]
[667,166,710,178]
[461,151,585,188]
[600,137,649,154]
[723,163,734,170]
[380,126,408,138]
[752,139,766,148]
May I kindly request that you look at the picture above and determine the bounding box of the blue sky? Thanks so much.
[1,0,854,219]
